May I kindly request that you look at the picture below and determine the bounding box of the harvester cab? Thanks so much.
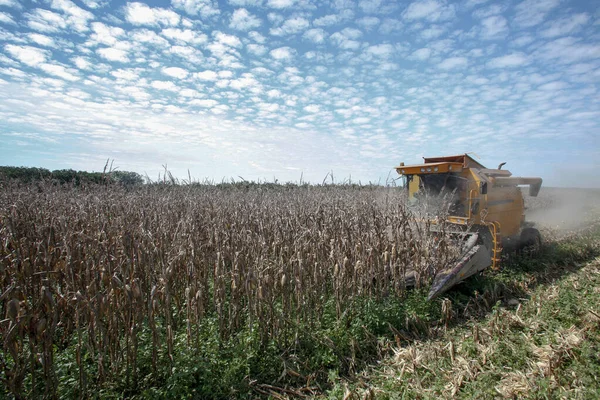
[396,154,543,299]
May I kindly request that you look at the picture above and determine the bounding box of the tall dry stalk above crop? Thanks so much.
[0,181,458,398]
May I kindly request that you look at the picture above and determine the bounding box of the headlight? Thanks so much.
[434,167,438,172]
[420,168,425,172]
[427,167,432,172]
[401,169,405,174]
[449,166,452,170]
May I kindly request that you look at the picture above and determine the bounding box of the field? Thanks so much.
[1,181,599,399]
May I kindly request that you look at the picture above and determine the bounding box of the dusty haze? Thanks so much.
[525,187,600,232]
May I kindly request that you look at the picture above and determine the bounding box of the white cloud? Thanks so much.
[162,67,189,79]
[161,28,207,44]
[49,0,94,32]
[229,0,264,5]
[124,2,180,26]
[313,14,341,27]
[411,47,431,60]
[403,0,455,22]
[171,0,219,18]
[111,69,139,80]
[5,45,49,67]
[438,56,468,69]
[28,33,55,47]
[190,99,218,107]
[97,47,129,62]
[536,38,600,64]
[89,22,125,46]
[304,104,320,113]
[303,28,327,43]
[538,81,569,91]
[0,0,21,8]
[229,8,261,30]
[247,44,267,56]
[0,11,15,24]
[80,0,105,9]
[365,44,394,58]
[540,13,590,38]
[267,0,295,8]
[39,63,79,81]
[214,31,242,47]
[513,0,560,28]
[270,17,310,36]
[487,52,529,68]
[194,70,219,81]
[270,46,295,61]
[26,9,68,32]
[359,0,382,14]
[472,4,505,19]
[480,15,508,39]
[72,56,90,70]
[151,80,179,91]
[356,16,380,30]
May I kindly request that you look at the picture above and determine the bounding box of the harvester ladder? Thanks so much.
[487,221,502,270]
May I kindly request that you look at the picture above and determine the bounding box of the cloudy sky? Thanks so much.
[0,0,599,186]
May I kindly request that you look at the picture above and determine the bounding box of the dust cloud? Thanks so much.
[525,187,600,232]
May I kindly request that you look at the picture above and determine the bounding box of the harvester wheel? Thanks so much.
[519,227,541,256]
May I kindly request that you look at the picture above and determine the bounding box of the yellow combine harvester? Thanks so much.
[396,154,543,299]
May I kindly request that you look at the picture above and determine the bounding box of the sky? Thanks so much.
[0,0,599,187]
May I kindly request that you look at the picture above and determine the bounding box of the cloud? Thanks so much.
[214,31,242,48]
[0,0,21,8]
[162,67,189,79]
[356,16,380,30]
[124,2,180,26]
[513,0,560,28]
[5,45,49,67]
[304,104,320,113]
[194,70,219,81]
[96,47,129,62]
[49,0,95,32]
[0,11,15,25]
[151,80,179,91]
[161,28,207,44]
[39,63,79,81]
[438,56,468,69]
[171,0,219,18]
[471,4,505,19]
[270,46,295,61]
[402,0,455,22]
[365,44,395,58]
[28,33,56,47]
[480,15,508,39]
[270,17,310,35]
[266,0,295,8]
[540,13,590,38]
[536,37,600,64]
[229,8,261,30]
[26,9,68,32]
[303,28,327,44]
[411,47,431,60]
[487,52,529,68]
[359,0,382,14]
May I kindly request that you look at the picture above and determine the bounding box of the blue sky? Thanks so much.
[0,0,599,186]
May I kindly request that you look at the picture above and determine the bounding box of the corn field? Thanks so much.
[0,182,459,398]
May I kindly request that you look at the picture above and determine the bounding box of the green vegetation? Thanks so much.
[324,225,600,399]
[0,166,144,185]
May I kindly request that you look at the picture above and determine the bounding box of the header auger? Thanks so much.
[396,154,543,299]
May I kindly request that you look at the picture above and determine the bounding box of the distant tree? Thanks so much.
[0,166,144,185]
[110,171,144,185]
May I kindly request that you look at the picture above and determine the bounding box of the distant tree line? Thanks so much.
[0,166,144,185]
